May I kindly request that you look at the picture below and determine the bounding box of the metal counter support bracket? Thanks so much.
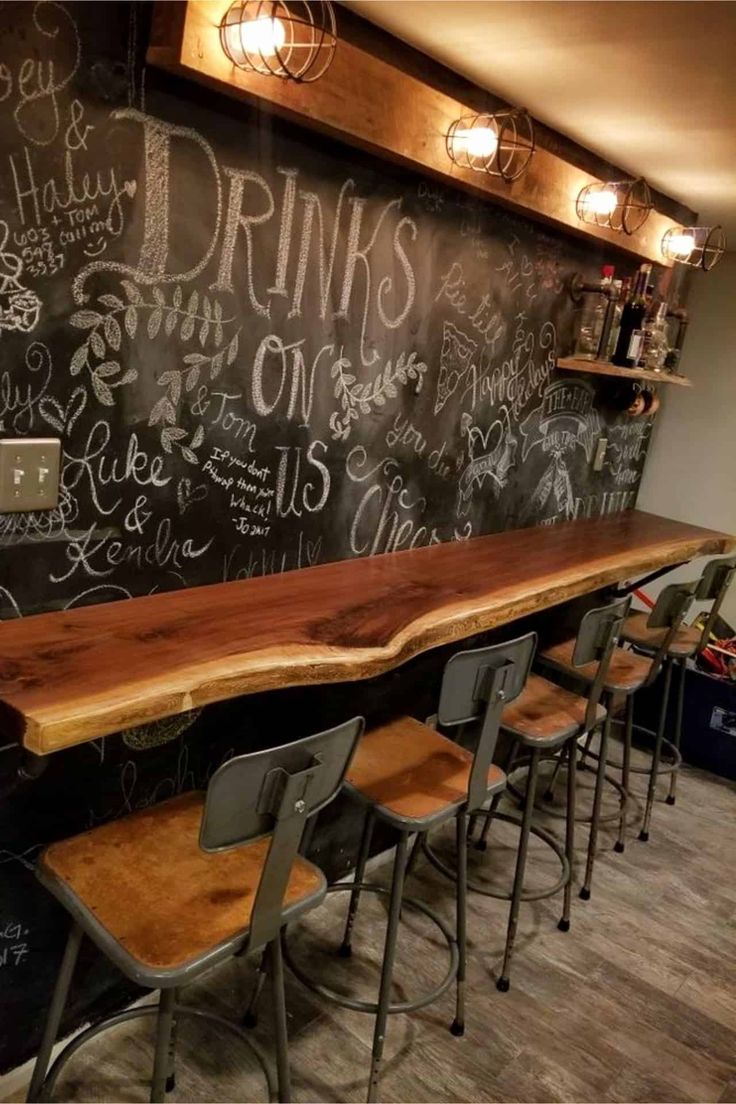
[609,561,687,596]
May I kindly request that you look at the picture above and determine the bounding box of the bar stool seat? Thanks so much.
[40,792,325,978]
[345,715,505,824]
[541,638,652,691]
[621,612,701,657]
[502,673,607,743]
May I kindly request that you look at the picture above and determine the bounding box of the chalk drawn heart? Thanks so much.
[123,179,137,198]
[39,386,87,435]
[176,477,208,515]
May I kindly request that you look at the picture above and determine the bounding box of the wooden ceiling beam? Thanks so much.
[147,0,686,266]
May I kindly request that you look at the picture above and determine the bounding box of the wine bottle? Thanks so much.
[612,263,652,367]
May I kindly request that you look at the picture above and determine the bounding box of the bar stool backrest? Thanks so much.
[199,716,364,949]
[570,595,631,728]
[437,632,536,811]
[695,555,736,653]
[644,580,699,680]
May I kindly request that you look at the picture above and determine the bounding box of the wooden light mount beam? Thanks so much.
[147,0,684,266]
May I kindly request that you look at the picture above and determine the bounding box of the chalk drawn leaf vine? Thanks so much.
[329,351,427,442]
[69,282,240,465]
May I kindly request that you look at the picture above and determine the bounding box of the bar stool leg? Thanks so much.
[451,809,468,1037]
[666,658,687,806]
[580,713,609,901]
[340,810,375,957]
[164,989,180,1093]
[614,694,634,854]
[271,932,292,1104]
[367,832,408,1104]
[150,989,175,1103]
[640,659,673,842]
[242,949,268,1027]
[475,739,517,852]
[497,747,540,993]
[543,748,565,803]
[558,739,576,932]
[27,923,83,1103]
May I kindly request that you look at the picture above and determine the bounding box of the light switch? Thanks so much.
[0,438,61,512]
[593,437,608,473]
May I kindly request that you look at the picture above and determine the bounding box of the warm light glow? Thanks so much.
[581,189,618,217]
[228,15,286,58]
[455,126,498,160]
[665,231,696,260]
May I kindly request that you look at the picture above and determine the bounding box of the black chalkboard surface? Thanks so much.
[0,0,657,1073]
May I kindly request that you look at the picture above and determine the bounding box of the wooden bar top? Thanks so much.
[2,510,733,755]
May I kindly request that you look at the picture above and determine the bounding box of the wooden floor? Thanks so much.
[40,748,736,1103]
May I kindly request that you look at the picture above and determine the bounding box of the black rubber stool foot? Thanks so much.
[337,942,352,958]
[165,1075,176,1093]
[474,840,487,852]
[579,886,591,901]
[542,790,555,803]
[450,1019,465,1037]
[665,795,676,806]
[613,841,625,854]
[557,918,570,932]
[242,1011,258,1028]
[496,977,510,993]
[638,830,649,842]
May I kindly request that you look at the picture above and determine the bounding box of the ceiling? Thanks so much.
[342,1,736,237]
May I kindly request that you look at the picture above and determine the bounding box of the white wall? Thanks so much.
[636,252,736,625]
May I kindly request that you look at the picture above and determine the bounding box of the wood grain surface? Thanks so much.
[147,0,683,266]
[557,358,693,387]
[1,511,733,755]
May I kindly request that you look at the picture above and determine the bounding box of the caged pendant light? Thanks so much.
[576,177,653,235]
[661,225,726,271]
[220,0,337,82]
[446,108,535,182]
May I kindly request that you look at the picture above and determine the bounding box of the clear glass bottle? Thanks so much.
[573,265,614,360]
[642,302,669,371]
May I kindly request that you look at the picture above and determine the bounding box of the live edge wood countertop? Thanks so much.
[2,510,734,755]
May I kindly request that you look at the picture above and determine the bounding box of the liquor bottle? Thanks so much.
[573,265,615,360]
[612,263,652,367]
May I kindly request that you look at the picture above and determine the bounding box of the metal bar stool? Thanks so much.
[621,555,736,807]
[541,581,697,868]
[283,634,535,1103]
[427,598,628,992]
[26,717,363,1104]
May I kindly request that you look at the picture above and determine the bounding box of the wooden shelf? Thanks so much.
[557,358,693,388]
[0,511,732,755]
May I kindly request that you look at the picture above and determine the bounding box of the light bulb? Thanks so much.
[240,15,286,57]
[666,231,695,260]
[456,126,498,160]
[583,189,618,217]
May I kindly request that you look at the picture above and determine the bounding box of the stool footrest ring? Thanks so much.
[506,760,629,825]
[423,810,570,901]
[583,723,682,776]
[34,1004,274,1103]
[282,882,458,1017]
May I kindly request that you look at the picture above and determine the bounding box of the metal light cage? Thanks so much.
[220,0,337,82]
[446,108,535,183]
[661,225,726,271]
[576,177,653,235]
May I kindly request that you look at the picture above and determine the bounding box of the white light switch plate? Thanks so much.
[0,438,61,512]
[593,437,608,472]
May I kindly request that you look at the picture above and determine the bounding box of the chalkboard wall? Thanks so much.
[0,0,660,1073]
